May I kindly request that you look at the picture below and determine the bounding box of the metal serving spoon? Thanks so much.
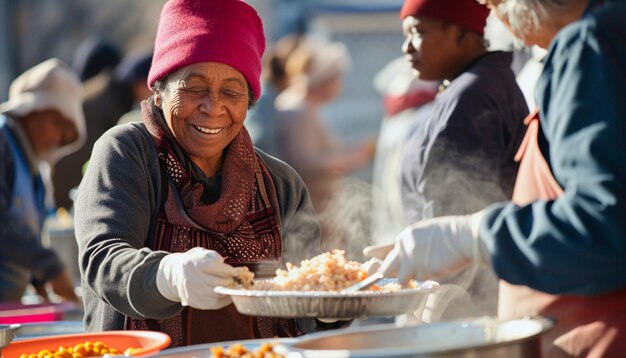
[342,272,384,293]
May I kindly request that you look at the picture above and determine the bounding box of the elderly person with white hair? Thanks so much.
[366,0,626,356]
[0,58,85,302]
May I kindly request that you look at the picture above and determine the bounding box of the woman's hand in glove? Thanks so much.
[156,247,238,310]
[363,213,488,285]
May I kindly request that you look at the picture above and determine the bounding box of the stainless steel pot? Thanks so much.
[0,324,20,357]
[278,317,553,357]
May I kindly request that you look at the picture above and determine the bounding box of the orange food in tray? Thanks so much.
[17,341,140,358]
[210,342,283,358]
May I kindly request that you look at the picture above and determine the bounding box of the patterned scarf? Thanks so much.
[126,101,302,346]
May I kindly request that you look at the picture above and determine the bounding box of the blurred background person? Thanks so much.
[369,56,438,246]
[396,0,529,321]
[247,33,303,158]
[52,42,137,210]
[274,36,376,252]
[71,37,122,83]
[115,49,154,125]
[0,58,83,303]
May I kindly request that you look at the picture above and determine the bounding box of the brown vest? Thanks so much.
[500,109,626,357]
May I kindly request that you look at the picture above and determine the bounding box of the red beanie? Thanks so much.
[148,0,265,100]
[400,0,490,36]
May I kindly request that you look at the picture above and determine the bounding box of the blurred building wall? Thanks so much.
[4,0,406,185]
[7,0,165,76]
[0,0,16,101]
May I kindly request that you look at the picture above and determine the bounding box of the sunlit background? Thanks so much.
[0,0,407,182]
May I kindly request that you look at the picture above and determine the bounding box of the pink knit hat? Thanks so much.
[148,0,266,100]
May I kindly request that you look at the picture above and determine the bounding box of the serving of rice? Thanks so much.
[240,250,416,292]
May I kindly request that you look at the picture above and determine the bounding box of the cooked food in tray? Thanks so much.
[17,341,140,358]
[210,342,283,358]
[232,250,417,292]
[218,250,437,318]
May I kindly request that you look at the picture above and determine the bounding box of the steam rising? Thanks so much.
[309,176,500,323]
[316,177,374,263]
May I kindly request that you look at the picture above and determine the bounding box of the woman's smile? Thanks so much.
[193,124,224,135]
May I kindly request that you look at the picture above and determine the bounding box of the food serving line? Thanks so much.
[0,251,553,357]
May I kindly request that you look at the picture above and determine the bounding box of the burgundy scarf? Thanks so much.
[126,101,303,346]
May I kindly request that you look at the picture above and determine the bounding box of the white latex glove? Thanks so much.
[360,257,383,275]
[156,247,238,310]
[363,212,488,285]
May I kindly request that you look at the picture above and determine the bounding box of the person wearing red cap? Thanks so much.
[367,0,626,355]
[74,0,325,345]
[377,0,528,320]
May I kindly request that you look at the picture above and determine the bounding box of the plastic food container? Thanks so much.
[2,330,171,358]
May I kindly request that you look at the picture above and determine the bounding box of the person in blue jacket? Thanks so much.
[0,58,84,302]
[366,0,626,356]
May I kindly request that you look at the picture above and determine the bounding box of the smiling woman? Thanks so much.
[154,63,251,176]
[73,0,325,348]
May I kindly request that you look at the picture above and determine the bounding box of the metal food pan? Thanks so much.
[277,317,553,357]
[215,279,439,319]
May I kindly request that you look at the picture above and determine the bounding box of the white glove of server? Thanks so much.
[156,247,238,310]
[363,212,489,285]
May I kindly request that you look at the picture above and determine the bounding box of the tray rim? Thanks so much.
[215,279,439,298]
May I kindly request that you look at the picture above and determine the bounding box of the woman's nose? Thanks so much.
[199,92,225,114]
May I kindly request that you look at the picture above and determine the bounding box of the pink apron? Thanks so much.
[500,109,626,357]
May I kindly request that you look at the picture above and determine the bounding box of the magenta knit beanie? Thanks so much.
[148,0,266,100]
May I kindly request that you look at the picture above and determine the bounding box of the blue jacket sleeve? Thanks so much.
[480,15,626,295]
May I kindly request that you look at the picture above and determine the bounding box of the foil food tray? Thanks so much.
[276,317,554,357]
[215,279,439,319]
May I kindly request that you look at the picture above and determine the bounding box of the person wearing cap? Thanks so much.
[0,58,84,302]
[115,49,154,126]
[398,0,528,231]
[71,37,122,83]
[74,0,324,346]
[274,35,376,252]
[367,0,626,355]
[385,0,529,319]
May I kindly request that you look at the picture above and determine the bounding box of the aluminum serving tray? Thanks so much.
[215,279,439,319]
[276,317,553,358]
